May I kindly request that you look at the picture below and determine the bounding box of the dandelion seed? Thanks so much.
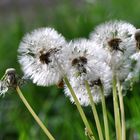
[18,28,66,86]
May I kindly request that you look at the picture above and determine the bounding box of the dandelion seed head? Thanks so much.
[18,28,66,86]
[90,20,136,82]
[63,39,112,106]
[90,20,136,56]
[62,40,109,78]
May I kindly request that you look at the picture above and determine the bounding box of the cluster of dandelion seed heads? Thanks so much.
[18,21,140,106]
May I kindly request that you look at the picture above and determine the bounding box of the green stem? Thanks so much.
[1,74,6,80]
[63,77,95,140]
[117,79,126,140]
[85,80,104,140]
[16,86,55,140]
[112,75,121,140]
[100,85,110,140]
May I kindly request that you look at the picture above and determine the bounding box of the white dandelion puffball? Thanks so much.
[61,39,109,78]
[63,40,112,106]
[90,20,136,55]
[90,20,136,81]
[18,28,66,86]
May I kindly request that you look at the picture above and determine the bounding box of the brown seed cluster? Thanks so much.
[72,56,87,66]
[39,48,59,64]
[72,56,87,74]
[39,52,51,64]
[108,38,123,52]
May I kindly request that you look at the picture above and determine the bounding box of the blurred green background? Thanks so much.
[0,0,140,140]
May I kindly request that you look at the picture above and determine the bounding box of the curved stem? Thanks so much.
[63,77,95,140]
[112,75,121,140]
[100,85,110,140]
[117,79,126,140]
[85,80,104,140]
[16,86,55,140]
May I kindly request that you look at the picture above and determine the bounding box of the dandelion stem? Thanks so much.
[112,75,121,140]
[99,85,110,140]
[63,77,95,140]
[117,79,126,140]
[16,86,55,140]
[85,80,104,140]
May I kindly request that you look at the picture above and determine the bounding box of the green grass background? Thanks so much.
[0,0,140,139]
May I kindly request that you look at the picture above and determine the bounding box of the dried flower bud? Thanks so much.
[0,68,25,96]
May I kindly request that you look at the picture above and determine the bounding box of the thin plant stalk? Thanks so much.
[63,77,95,140]
[112,75,122,140]
[85,80,104,140]
[16,86,55,140]
[117,78,126,140]
[99,85,110,140]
